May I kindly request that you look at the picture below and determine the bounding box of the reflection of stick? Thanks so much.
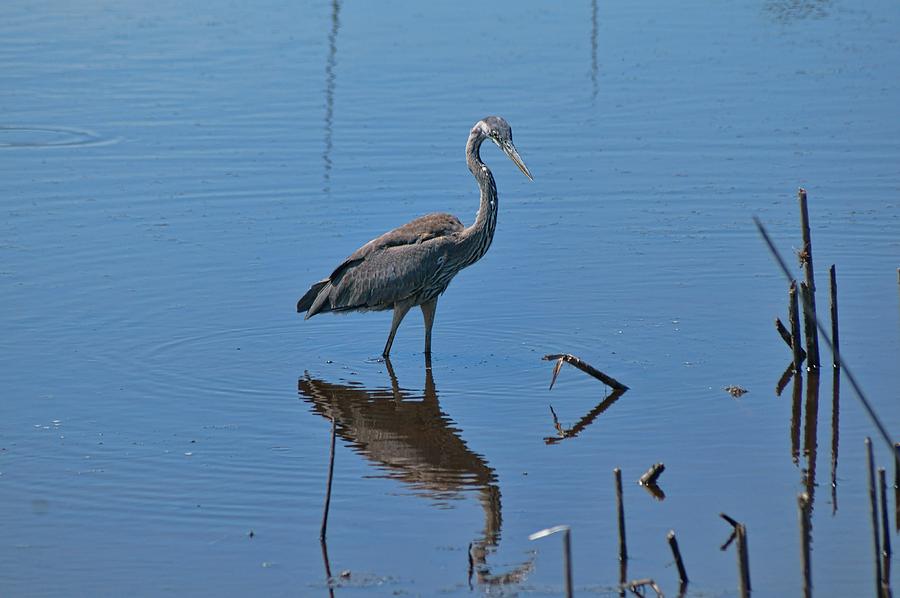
[797,188,820,369]
[544,389,627,444]
[320,538,335,598]
[798,493,812,598]
[789,281,805,371]
[878,468,892,590]
[615,468,628,562]
[830,367,841,515]
[543,354,628,391]
[866,438,883,597]
[776,362,794,396]
[639,463,665,486]
[829,265,840,368]
[320,416,337,541]
[895,443,900,533]
[667,530,689,586]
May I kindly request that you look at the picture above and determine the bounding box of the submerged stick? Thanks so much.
[627,578,663,597]
[797,188,820,369]
[667,530,689,586]
[866,438,883,597]
[878,468,892,590]
[543,353,629,391]
[789,281,805,371]
[829,265,840,368]
[615,468,628,562]
[798,492,812,598]
[320,416,337,541]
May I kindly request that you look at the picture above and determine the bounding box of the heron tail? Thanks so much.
[297,280,329,317]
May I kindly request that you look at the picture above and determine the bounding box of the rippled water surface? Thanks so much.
[2,1,899,596]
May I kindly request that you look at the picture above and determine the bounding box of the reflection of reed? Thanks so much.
[790,370,803,464]
[299,360,531,586]
[802,370,820,512]
[544,388,627,444]
[590,0,598,99]
[830,367,841,514]
[322,0,341,193]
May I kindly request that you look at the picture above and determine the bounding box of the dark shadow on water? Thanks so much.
[298,358,533,587]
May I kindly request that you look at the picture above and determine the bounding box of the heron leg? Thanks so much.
[383,303,412,358]
[421,297,438,356]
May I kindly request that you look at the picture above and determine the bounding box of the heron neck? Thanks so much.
[462,132,498,261]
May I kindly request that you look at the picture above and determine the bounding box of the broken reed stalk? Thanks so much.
[736,524,751,598]
[799,282,819,371]
[528,526,573,598]
[776,317,793,348]
[797,188,820,369]
[866,438,883,597]
[720,514,751,597]
[320,416,337,541]
[878,468,892,589]
[543,353,629,391]
[562,526,574,598]
[798,492,812,598]
[615,468,628,562]
[640,463,665,486]
[667,530,689,586]
[789,281,805,371]
[755,218,899,466]
[829,265,840,368]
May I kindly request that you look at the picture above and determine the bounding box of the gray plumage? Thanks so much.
[297,116,532,357]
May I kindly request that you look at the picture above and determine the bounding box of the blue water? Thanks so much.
[2,1,899,596]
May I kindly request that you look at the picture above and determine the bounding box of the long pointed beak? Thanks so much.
[502,141,533,181]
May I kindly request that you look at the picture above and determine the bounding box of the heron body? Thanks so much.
[297,116,532,357]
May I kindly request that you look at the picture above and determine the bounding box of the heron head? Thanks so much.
[477,116,533,181]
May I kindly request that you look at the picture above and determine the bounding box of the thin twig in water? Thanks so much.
[543,353,629,391]
[667,530,689,586]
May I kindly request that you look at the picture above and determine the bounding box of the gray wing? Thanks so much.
[298,212,464,317]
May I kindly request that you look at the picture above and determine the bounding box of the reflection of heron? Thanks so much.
[298,359,532,585]
[297,117,533,357]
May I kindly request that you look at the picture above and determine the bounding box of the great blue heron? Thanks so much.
[297,116,533,357]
